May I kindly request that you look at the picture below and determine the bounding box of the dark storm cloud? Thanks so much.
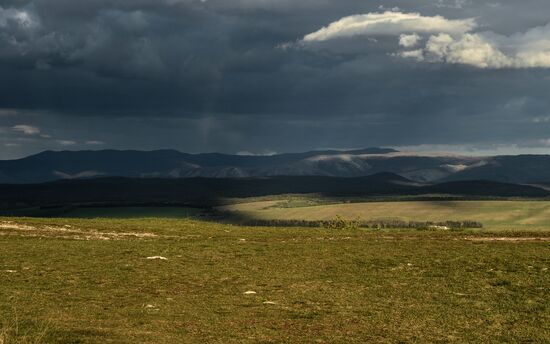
[2,0,550,159]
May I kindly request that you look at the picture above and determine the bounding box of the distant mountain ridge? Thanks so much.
[1,148,550,184]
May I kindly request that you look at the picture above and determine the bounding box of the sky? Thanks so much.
[2,0,550,159]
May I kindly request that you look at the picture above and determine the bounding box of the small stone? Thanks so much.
[146,256,168,260]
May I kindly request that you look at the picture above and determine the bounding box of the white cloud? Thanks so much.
[0,6,38,28]
[405,25,550,69]
[398,49,424,61]
[85,140,105,145]
[12,124,40,135]
[302,10,550,69]
[236,150,277,156]
[422,33,511,68]
[57,140,77,146]
[399,33,421,48]
[302,11,476,42]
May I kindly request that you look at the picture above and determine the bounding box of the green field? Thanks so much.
[221,199,550,231]
[1,215,549,343]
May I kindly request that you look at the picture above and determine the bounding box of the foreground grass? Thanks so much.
[221,199,550,231]
[0,217,549,343]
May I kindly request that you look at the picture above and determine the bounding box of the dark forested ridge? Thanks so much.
[1,173,548,210]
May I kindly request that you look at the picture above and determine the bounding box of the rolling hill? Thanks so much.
[0,173,548,210]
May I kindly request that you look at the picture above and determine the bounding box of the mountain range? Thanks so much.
[1,148,550,184]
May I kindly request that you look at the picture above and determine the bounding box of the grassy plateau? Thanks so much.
[1,200,550,343]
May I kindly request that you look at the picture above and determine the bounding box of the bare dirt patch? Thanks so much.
[0,221,163,241]
[464,237,550,242]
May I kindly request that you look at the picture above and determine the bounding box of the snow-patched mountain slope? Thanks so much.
[0,148,548,183]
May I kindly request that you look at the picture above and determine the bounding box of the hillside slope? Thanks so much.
[1,173,548,209]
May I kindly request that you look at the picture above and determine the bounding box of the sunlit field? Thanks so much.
[221,199,550,232]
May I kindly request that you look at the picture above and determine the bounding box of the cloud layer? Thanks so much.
[1,1,550,159]
[406,25,550,68]
[304,11,550,69]
[303,11,476,42]
[12,124,40,135]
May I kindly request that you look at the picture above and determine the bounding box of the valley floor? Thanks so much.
[1,217,549,343]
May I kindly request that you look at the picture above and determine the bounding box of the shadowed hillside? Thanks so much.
[1,173,548,211]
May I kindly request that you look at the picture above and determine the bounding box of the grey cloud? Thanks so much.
[12,124,40,135]
[1,0,550,159]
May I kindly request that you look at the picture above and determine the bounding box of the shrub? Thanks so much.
[322,215,361,230]
[231,214,482,230]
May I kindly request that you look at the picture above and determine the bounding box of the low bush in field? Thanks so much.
[236,217,482,230]
[322,215,361,230]
[362,220,483,230]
